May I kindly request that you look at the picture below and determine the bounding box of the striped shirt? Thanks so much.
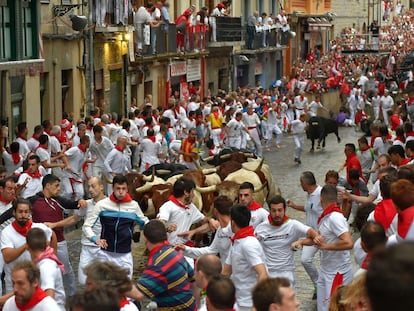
[137,242,196,311]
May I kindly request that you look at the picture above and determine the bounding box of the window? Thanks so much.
[0,3,11,60]
[0,0,38,61]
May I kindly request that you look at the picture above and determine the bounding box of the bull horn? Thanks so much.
[243,152,255,158]
[202,156,214,162]
[196,185,217,193]
[219,154,231,160]
[143,170,155,182]
[276,187,282,196]
[202,167,218,174]
[195,161,203,171]
[156,169,171,175]
[105,177,113,185]
[136,182,153,193]
[254,181,267,193]
[254,157,264,174]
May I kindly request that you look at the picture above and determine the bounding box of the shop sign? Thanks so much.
[170,61,187,77]
[186,59,201,82]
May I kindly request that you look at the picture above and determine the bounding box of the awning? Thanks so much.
[307,17,332,32]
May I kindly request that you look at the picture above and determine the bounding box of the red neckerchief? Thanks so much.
[44,129,51,136]
[25,169,42,178]
[35,246,65,273]
[109,193,132,204]
[147,135,156,143]
[361,252,373,270]
[149,240,170,259]
[15,286,48,311]
[212,111,220,119]
[168,195,189,210]
[317,203,343,224]
[406,131,414,137]
[0,195,13,205]
[86,125,93,131]
[78,144,87,153]
[119,297,130,308]
[115,145,123,152]
[395,136,405,143]
[11,152,21,165]
[12,220,33,237]
[268,214,289,226]
[249,201,262,211]
[399,158,411,167]
[397,206,414,239]
[32,134,40,141]
[230,226,255,245]
[17,134,27,141]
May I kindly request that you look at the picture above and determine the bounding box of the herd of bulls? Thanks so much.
[126,150,279,218]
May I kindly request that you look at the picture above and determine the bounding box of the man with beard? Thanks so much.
[255,196,319,286]
[2,261,59,311]
[0,199,56,293]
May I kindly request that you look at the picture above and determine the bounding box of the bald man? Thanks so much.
[104,136,131,177]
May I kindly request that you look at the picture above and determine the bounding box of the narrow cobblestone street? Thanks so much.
[66,125,362,310]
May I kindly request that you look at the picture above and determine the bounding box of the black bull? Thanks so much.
[306,116,341,151]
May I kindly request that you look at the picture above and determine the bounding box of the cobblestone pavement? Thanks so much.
[66,125,362,311]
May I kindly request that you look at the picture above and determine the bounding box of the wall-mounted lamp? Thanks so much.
[69,14,88,31]
[290,11,299,24]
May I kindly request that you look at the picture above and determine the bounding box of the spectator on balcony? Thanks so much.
[94,0,107,26]
[210,3,226,42]
[175,9,192,53]
[113,0,128,26]
[160,1,170,33]
[247,11,258,49]
[150,3,161,55]
[133,3,154,56]
[261,12,273,48]
[195,7,209,51]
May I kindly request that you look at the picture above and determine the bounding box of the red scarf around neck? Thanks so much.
[17,134,27,141]
[230,226,255,245]
[35,246,65,273]
[0,195,13,205]
[361,252,373,270]
[147,136,156,143]
[249,201,262,211]
[109,193,132,204]
[37,145,48,151]
[119,297,131,308]
[115,145,123,152]
[78,144,87,153]
[11,152,21,165]
[12,220,33,237]
[25,169,42,179]
[212,111,220,119]
[169,195,189,210]
[15,286,48,311]
[32,134,40,141]
[317,203,343,224]
[268,214,289,226]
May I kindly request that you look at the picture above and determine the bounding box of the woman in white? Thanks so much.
[138,128,162,173]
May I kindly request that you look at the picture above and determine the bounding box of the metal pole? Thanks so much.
[88,0,94,114]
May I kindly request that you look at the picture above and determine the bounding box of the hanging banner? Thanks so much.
[186,59,201,82]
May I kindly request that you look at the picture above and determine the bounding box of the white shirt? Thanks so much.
[250,208,269,228]
[226,118,244,137]
[15,137,30,159]
[157,200,205,245]
[256,219,310,276]
[89,136,113,168]
[27,137,40,153]
[77,198,103,247]
[318,212,352,274]
[3,295,59,311]
[138,138,161,172]
[1,223,52,290]
[37,258,66,311]
[290,119,306,134]
[304,186,323,229]
[2,151,24,175]
[0,201,13,231]
[242,113,261,128]
[380,95,394,111]
[35,147,52,174]
[65,146,89,177]
[187,101,200,113]
[294,95,308,110]
[17,173,43,199]
[308,101,323,117]
[225,236,266,308]
[104,148,131,175]
[184,222,232,266]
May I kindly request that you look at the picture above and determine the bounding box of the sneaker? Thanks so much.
[297,159,301,164]
[276,144,281,149]
[294,158,298,163]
